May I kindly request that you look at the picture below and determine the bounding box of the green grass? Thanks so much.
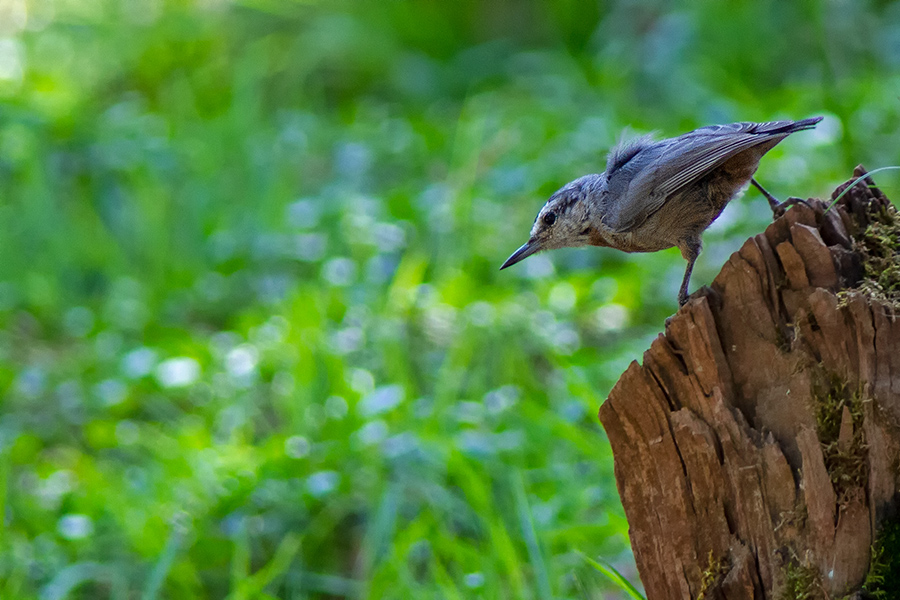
[0,0,897,598]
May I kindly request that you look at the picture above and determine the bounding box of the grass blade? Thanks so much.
[142,527,185,600]
[513,470,553,599]
[226,533,302,599]
[578,551,645,600]
[823,166,900,214]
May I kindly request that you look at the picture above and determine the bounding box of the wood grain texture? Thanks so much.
[600,167,900,599]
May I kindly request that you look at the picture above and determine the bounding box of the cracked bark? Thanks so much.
[599,167,900,599]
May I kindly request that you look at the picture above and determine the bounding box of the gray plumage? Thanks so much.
[500,117,823,306]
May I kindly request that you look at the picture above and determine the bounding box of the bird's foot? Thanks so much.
[666,291,690,327]
[770,196,812,218]
[751,178,810,219]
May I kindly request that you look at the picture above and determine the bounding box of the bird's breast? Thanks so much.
[589,228,674,253]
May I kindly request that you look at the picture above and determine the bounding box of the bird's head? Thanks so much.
[500,174,605,270]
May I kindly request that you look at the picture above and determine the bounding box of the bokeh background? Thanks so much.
[1,0,898,598]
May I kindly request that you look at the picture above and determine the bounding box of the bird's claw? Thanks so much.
[751,178,810,220]
[771,196,811,219]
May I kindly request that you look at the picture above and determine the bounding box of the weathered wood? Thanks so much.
[600,167,900,599]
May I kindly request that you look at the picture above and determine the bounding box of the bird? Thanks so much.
[499,117,823,306]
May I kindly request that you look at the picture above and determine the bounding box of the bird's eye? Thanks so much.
[543,212,557,226]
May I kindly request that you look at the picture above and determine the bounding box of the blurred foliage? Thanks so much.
[0,0,898,598]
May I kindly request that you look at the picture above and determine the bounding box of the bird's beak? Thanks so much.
[500,239,540,270]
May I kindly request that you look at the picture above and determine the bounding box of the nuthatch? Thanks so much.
[500,117,823,305]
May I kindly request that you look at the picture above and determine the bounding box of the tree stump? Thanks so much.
[599,167,900,599]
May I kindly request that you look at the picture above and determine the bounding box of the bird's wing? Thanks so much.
[605,133,656,175]
[603,120,798,232]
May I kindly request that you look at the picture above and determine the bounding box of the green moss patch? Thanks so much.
[779,559,823,600]
[813,373,869,502]
[697,550,729,600]
[859,516,900,599]
[852,204,900,306]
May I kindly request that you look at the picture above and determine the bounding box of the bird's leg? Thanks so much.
[750,177,781,211]
[677,238,702,306]
[751,177,810,218]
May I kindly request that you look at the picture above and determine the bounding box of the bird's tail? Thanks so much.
[789,116,824,131]
[751,116,823,137]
